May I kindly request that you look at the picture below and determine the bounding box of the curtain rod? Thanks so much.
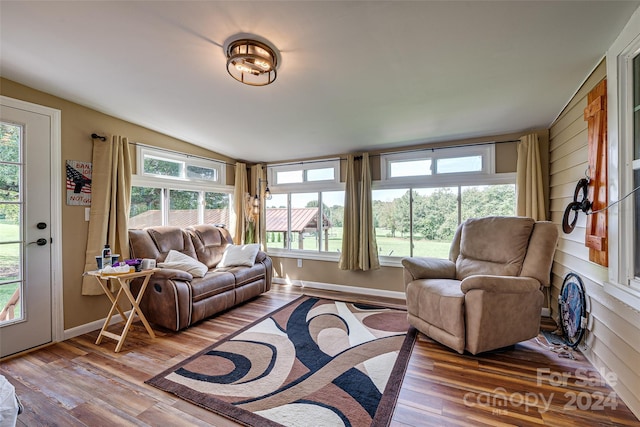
[90,133,237,168]
[91,133,521,169]
[268,138,521,168]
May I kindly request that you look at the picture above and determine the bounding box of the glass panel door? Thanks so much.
[0,123,22,325]
[0,99,53,358]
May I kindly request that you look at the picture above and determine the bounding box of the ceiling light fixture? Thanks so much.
[225,38,278,86]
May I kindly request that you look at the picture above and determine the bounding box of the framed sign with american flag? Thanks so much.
[66,160,92,205]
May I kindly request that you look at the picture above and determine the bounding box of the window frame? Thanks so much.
[131,146,233,229]
[372,175,516,266]
[264,147,514,266]
[137,145,226,185]
[380,145,495,183]
[605,9,640,310]
[267,159,340,191]
[265,159,344,261]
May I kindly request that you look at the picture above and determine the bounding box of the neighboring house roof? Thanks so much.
[129,207,330,233]
[266,208,331,232]
[129,209,229,229]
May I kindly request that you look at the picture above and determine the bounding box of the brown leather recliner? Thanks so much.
[402,216,558,355]
[128,224,272,331]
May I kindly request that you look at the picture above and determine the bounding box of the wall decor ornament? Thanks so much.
[66,160,92,205]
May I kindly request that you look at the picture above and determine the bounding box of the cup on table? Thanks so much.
[140,258,156,270]
[95,256,103,270]
[112,254,120,266]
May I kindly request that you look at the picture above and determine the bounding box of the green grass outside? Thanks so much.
[0,282,20,320]
[0,223,21,319]
[265,227,451,259]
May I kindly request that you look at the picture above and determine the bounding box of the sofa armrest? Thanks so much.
[256,251,272,291]
[153,268,193,282]
[460,275,541,294]
[130,275,192,331]
[401,257,456,283]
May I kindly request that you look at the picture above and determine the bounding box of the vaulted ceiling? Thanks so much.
[1,1,638,162]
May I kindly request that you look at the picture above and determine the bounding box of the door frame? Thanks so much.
[1,95,63,347]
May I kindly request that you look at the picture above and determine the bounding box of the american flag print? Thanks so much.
[66,160,92,205]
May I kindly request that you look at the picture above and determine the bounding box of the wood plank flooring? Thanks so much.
[1,284,638,426]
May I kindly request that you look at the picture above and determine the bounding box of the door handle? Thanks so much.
[27,238,48,246]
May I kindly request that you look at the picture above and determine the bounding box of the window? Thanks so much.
[374,144,514,259]
[605,11,640,309]
[381,145,493,181]
[138,146,224,184]
[265,191,344,254]
[372,183,515,259]
[265,160,343,257]
[130,146,232,229]
[269,161,340,186]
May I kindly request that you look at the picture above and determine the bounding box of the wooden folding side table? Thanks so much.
[86,268,159,352]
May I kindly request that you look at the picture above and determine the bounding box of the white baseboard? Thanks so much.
[274,279,555,316]
[273,278,406,301]
[63,310,131,341]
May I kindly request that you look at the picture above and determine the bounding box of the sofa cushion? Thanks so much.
[146,226,197,261]
[217,263,266,287]
[190,271,236,303]
[218,244,261,267]
[158,250,208,278]
[456,216,534,280]
[406,278,465,342]
[189,225,233,268]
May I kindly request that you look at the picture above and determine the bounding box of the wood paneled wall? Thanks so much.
[549,59,640,418]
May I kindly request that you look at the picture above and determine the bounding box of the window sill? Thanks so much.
[265,251,403,268]
[604,281,640,312]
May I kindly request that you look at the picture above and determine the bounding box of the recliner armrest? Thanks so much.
[460,275,541,294]
[152,268,193,282]
[401,257,456,282]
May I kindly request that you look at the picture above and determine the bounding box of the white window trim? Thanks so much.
[131,174,233,194]
[268,159,341,190]
[605,7,640,310]
[136,145,226,185]
[131,146,233,228]
[265,188,345,257]
[380,144,495,182]
[373,172,515,191]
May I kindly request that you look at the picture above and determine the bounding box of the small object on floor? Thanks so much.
[558,350,576,360]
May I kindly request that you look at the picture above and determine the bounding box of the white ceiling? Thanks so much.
[1,1,638,163]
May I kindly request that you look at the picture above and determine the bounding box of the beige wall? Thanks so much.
[271,128,549,292]
[1,78,236,329]
[549,60,640,416]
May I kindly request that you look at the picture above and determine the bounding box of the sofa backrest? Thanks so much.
[520,221,559,287]
[129,226,197,262]
[454,216,535,280]
[188,224,233,268]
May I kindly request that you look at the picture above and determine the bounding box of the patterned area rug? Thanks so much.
[147,296,417,427]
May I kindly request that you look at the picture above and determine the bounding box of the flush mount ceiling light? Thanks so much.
[225,38,278,86]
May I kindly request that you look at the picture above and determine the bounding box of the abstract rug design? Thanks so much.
[147,296,416,427]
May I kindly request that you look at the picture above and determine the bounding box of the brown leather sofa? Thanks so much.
[128,224,272,331]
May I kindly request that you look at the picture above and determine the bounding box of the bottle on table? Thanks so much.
[102,244,112,268]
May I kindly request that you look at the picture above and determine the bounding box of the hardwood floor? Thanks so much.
[2,284,638,426]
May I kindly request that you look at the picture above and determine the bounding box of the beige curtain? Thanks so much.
[516,133,546,220]
[232,162,248,244]
[81,136,132,295]
[358,153,380,270]
[339,155,359,270]
[339,154,380,271]
[253,163,267,247]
